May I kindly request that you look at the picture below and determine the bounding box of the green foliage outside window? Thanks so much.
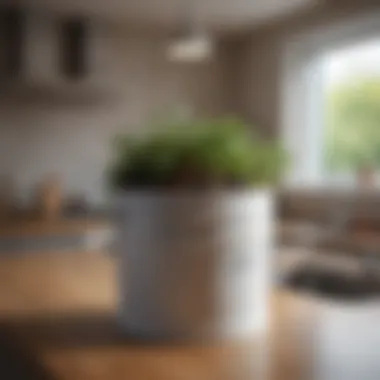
[325,78,380,172]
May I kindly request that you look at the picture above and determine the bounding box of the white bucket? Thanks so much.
[114,190,274,341]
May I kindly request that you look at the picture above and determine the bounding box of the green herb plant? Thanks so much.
[109,117,286,189]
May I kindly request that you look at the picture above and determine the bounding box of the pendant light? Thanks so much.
[167,1,214,63]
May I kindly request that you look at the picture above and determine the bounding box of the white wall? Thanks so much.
[0,26,225,207]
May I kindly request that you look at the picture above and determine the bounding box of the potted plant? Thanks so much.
[109,117,286,341]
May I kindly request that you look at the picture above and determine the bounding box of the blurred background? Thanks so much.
[0,0,379,379]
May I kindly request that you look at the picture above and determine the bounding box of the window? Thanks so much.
[282,11,380,189]
[322,41,380,187]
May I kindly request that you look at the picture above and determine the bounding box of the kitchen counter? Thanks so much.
[0,252,379,380]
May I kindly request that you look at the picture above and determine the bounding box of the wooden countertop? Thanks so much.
[0,252,378,380]
[0,218,111,238]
